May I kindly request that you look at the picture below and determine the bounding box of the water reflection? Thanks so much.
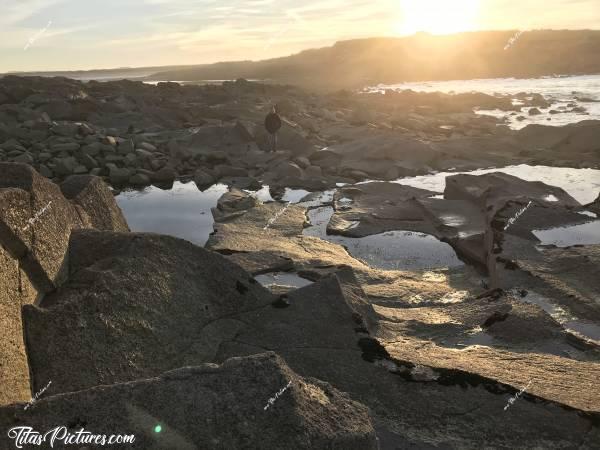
[533,220,600,247]
[512,290,600,343]
[116,182,228,246]
[255,272,314,289]
[304,207,463,271]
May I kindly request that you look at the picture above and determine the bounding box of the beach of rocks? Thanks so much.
[1,75,600,449]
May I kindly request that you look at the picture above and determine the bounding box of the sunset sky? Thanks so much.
[2,0,599,72]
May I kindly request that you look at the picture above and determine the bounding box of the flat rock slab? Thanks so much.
[381,335,600,413]
[328,182,437,237]
[0,353,377,450]
[501,234,600,322]
[445,172,581,212]
[201,273,599,448]
[225,251,295,275]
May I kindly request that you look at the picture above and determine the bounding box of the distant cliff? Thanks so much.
[147,30,600,89]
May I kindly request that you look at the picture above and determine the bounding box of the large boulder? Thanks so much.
[271,161,304,180]
[0,245,38,406]
[0,164,129,406]
[60,175,129,232]
[194,169,216,189]
[516,121,600,156]
[108,166,131,185]
[211,188,258,221]
[0,353,377,450]
[0,163,85,292]
[151,165,177,183]
[189,124,255,156]
[444,172,581,213]
[23,230,275,396]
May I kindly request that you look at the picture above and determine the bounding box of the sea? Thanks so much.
[365,74,600,129]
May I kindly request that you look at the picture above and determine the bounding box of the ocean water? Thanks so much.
[367,74,600,129]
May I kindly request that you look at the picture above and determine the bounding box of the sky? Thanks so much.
[1,0,600,72]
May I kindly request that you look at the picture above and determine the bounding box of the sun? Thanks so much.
[395,0,481,35]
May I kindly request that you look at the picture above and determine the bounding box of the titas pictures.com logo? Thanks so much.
[7,426,135,448]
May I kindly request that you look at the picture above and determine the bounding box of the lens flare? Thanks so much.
[396,0,481,35]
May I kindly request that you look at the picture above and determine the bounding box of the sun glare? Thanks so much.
[396,0,481,35]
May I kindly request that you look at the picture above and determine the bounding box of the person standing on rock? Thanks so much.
[264,106,282,152]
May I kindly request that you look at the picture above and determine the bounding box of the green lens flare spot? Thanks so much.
[154,425,162,433]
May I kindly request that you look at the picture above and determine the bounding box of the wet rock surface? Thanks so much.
[325,173,588,269]
[206,183,600,412]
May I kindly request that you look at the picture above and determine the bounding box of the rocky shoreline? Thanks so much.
[1,76,599,196]
[1,74,600,449]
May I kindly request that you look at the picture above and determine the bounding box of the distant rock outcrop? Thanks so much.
[145,31,600,90]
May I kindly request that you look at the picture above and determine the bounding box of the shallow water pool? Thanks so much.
[533,220,600,247]
[116,181,228,246]
[304,207,464,271]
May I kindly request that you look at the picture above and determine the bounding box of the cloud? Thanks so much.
[0,0,66,27]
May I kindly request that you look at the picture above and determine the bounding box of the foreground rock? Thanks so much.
[60,175,129,231]
[0,353,378,450]
[24,230,275,396]
[0,164,127,406]
[2,154,599,447]
[0,246,37,407]
[0,163,86,293]
[206,202,600,447]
